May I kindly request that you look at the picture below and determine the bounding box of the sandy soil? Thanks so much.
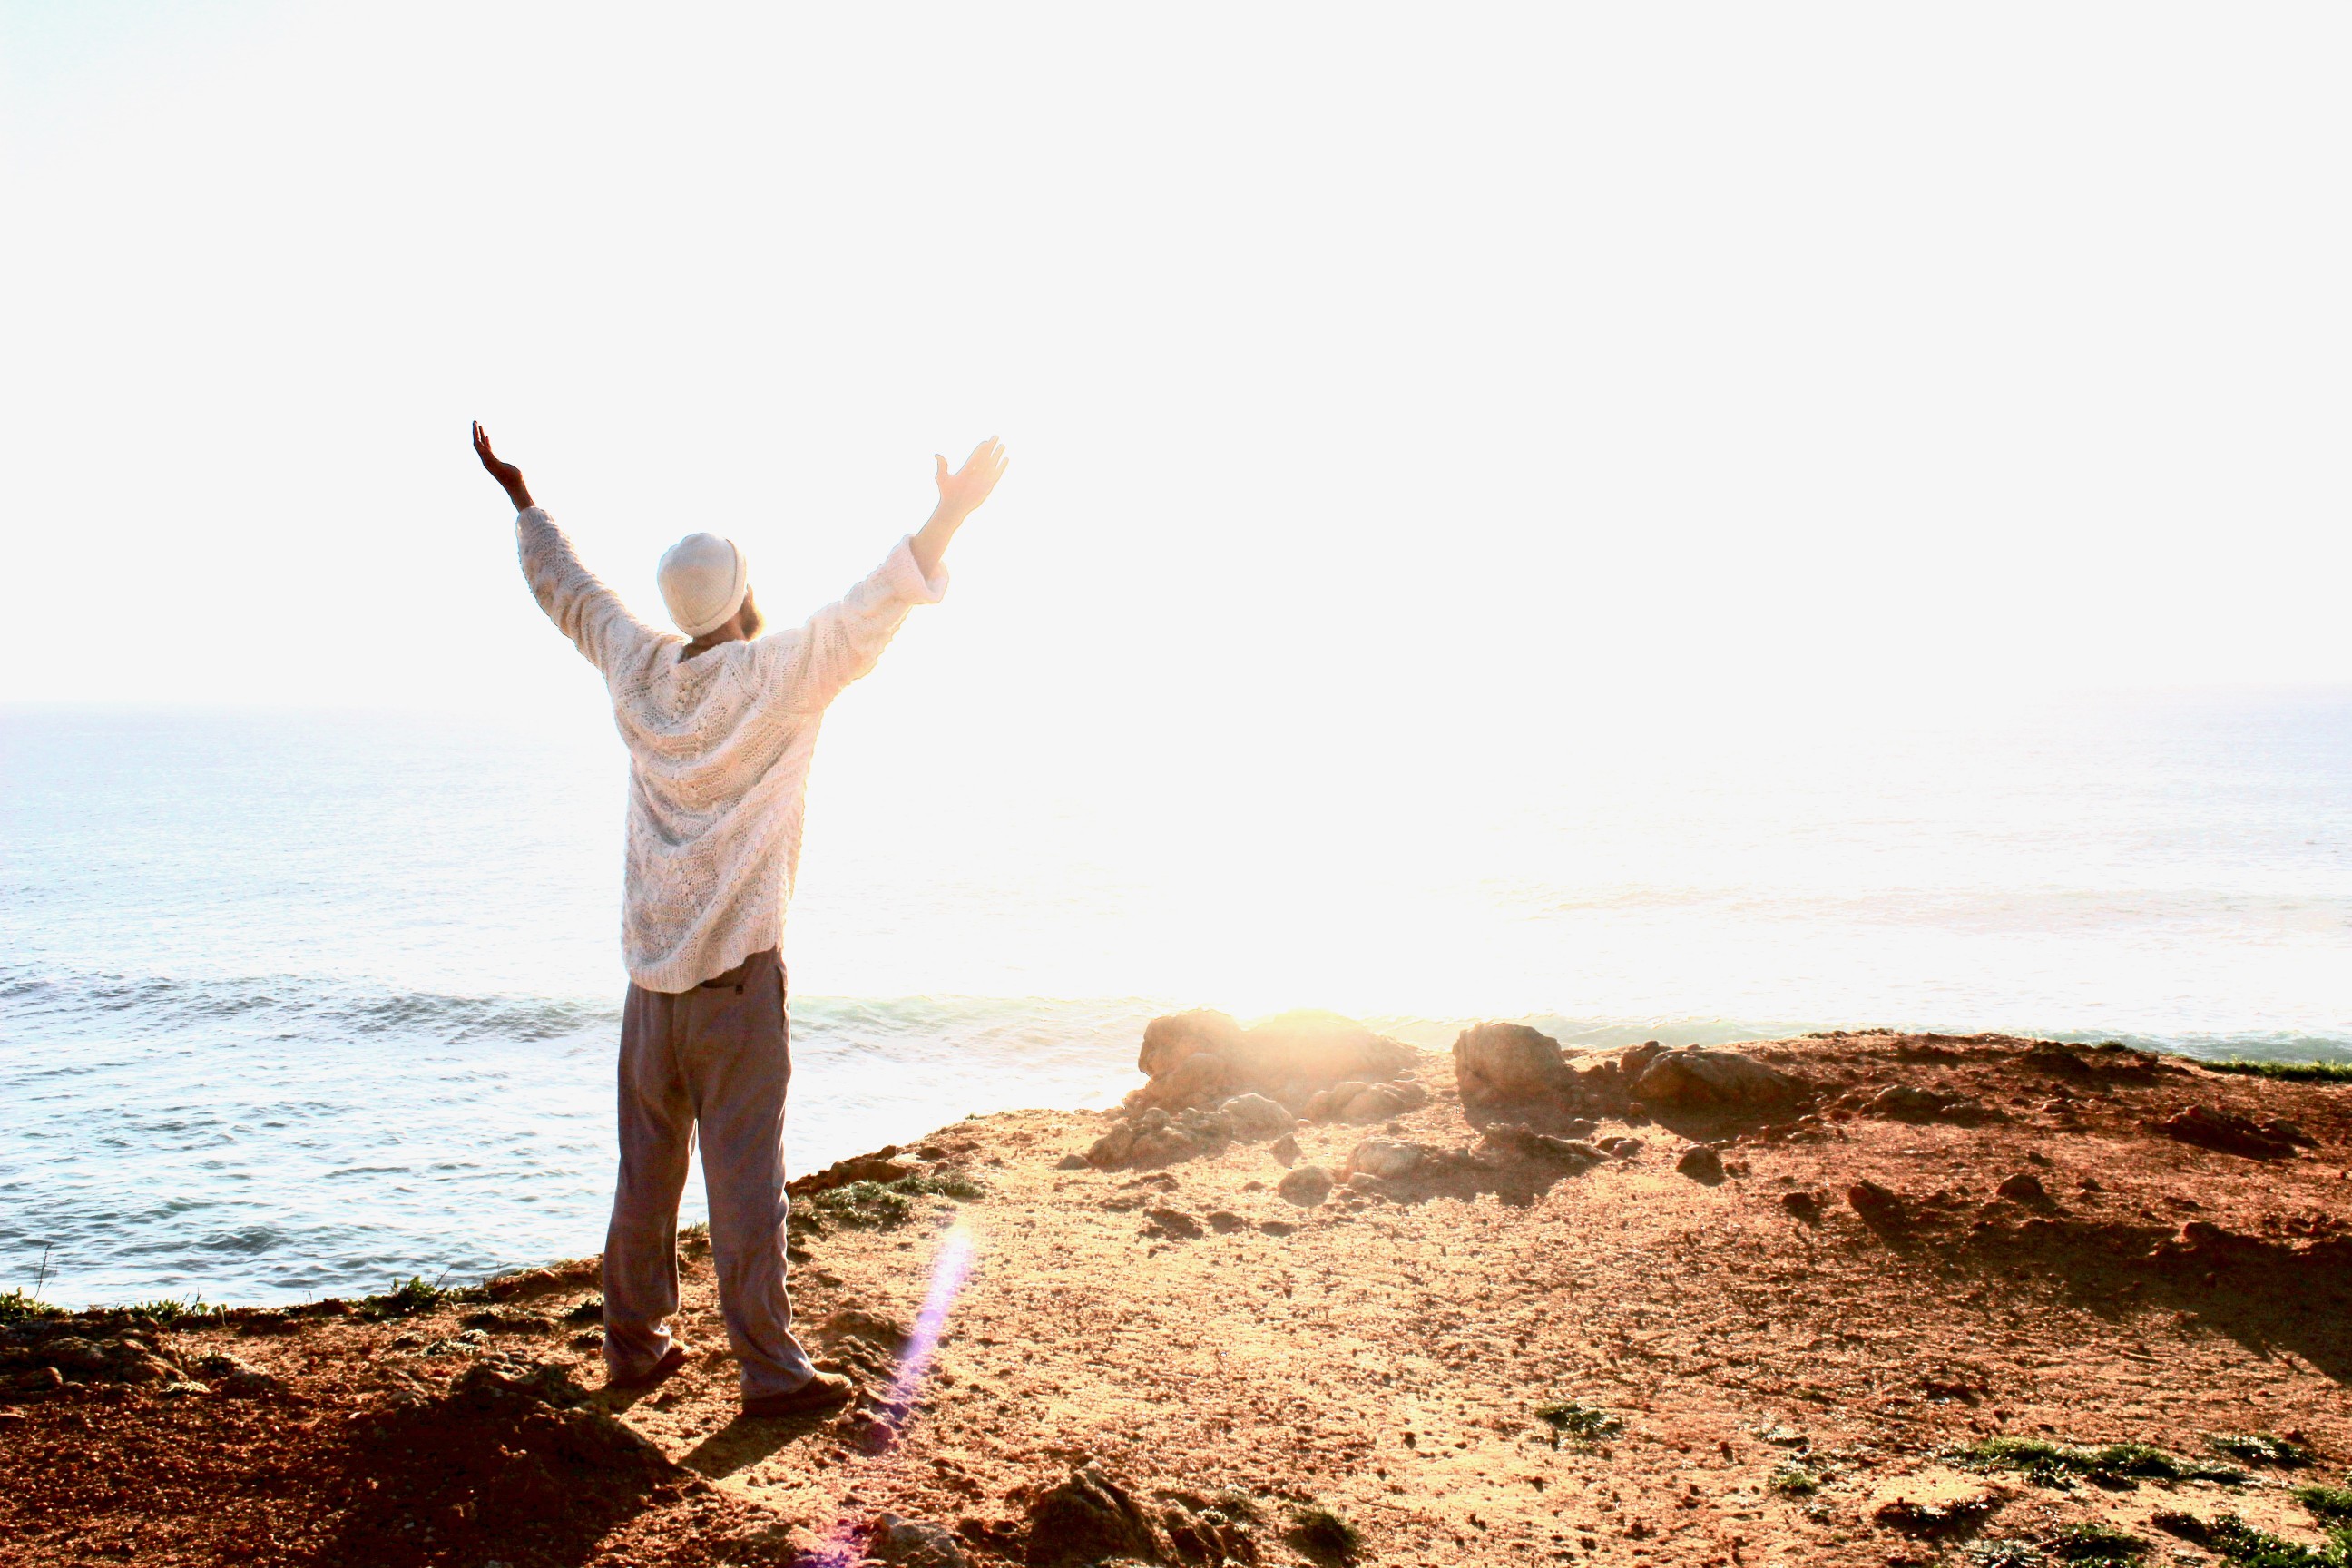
[5,1030,2350,1567]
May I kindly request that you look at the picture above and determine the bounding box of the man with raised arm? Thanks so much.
[472,422,1008,1418]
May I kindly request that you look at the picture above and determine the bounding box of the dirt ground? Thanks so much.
[5,1030,2350,1567]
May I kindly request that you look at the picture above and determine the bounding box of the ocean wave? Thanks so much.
[0,964,615,1046]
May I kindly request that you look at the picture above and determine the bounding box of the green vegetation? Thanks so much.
[1534,1398,1625,1442]
[1965,1543,2048,1568]
[1767,1463,1822,1495]
[2200,1059,2352,1083]
[110,1297,227,1326]
[2045,1521,2148,1563]
[2199,1516,2352,1568]
[1287,1504,1361,1561]
[2298,1486,2352,1525]
[359,1275,461,1320]
[797,1169,987,1232]
[1951,1436,2245,1489]
[0,1288,62,1325]
[2210,1434,2318,1469]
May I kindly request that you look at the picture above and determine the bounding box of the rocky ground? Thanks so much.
[5,1021,2352,1568]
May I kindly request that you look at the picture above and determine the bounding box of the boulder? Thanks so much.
[1847,1180,1906,1230]
[1220,1093,1292,1140]
[1276,1165,1335,1207]
[1675,1146,1726,1184]
[1345,1138,1428,1181]
[1084,1123,1138,1170]
[1632,1048,1802,1112]
[1231,1011,1413,1086]
[1453,1022,1572,1103]
[1128,1128,1200,1166]
[1024,1465,1160,1566]
[1336,1083,1412,1124]
[1474,1122,1603,1168]
[871,1513,969,1568]
[2147,1104,2301,1161]
[1138,1009,1244,1078]
[1128,1052,1234,1114]
[1867,1084,1992,1123]
[1269,1132,1300,1167]
[1994,1171,2048,1203]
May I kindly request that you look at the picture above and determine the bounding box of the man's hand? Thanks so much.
[473,421,535,512]
[914,436,1007,577]
[934,437,1008,519]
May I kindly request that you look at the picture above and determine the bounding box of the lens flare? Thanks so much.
[806,1219,979,1565]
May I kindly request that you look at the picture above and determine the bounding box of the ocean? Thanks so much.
[4,693,2348,1307]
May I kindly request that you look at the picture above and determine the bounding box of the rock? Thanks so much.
[1598,1135,1642,1159]
[2264,1117,2316,1147]
[1128,1128,1200,1166]
[1230,1010,1413,1085]
[482,1267,565,1301]
[1131,1051,1235,1113]
[1220,1093,1292,1140]
[1024,1465,1159,1566]
[1138,1009,1244,1078]
[1085,1123,1139,1170]
[1867,1085,1989,1123]
[1453,1022,1573,1103]
[1143,1205,1204,1240]
[1994,1171,2048,1203]
[1136,1107,1171,1133]
[872,1513,971,1568]
[1269,1133,1300,1167]
[1206,1210,1249,1234]
[2148,1104,2301,1160]
[1346,1138,1428,1181]
[1337,1083,1411,1123]
[1847,1181,1906,1230]
[1276,1165,1335,1207]
[1347,1172,1391,1199]
[789,1148,923,1197]
[1675,1146,1726,1184]
[1475,1122,1604,1168]
[1780,1190,1823,1220]
[191,1353,282,1397]
[1632,1048,1803,1112]
[1562,1117,1599,1141]
[1618,1040,1669,1078]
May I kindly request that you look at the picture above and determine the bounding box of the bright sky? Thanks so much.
[4,1,2347,764]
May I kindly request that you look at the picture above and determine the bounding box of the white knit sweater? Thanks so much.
[517,506,947,992]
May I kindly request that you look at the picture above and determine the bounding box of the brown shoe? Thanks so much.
[740,1371,856,1419]
[606,1343,689,1391]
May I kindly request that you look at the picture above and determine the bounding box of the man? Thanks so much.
[472,421,1007,1417]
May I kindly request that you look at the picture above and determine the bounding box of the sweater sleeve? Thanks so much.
[515,507,662,679]
[758,536,949,713]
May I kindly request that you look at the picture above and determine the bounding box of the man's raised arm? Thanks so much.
[475,421,655,676]
[764,437,1008,712]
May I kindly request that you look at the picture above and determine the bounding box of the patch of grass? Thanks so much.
[2202,1515,2352,1568]
[2298,1486,2352,1525]
[1965,1544,2047,1568]
[799,1169,987,1233]
[2201,1059,2352,1083]
[1288,1504,1360,1562]
[2045,1521,2149,1563]
[1768,1463,1823,1495]
[0,1288,63,1325]
[359,1275,459,1320]
[2211,1434,2318,1469]
[1534,1398,1624,1442]
[1953,1436,2243,1489]
[109,1297,228,1326]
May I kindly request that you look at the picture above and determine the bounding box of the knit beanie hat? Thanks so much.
[656,532,750,637]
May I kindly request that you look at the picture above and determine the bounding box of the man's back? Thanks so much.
[516,505,947,991]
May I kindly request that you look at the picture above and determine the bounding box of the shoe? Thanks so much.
[605,1343,689,1391]
[740,1370,856,1418]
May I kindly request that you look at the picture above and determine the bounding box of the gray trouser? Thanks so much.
[603,947,817,1399]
